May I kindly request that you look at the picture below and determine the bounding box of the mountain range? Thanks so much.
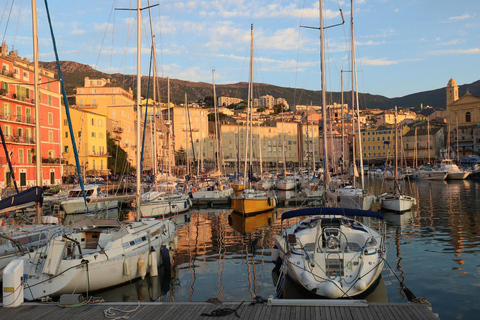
[39,61,480,111]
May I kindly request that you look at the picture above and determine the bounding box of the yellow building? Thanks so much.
[357,125,410,163]
[373,110,417,126]
[170,105,209,162]
[62,107,108,175]
[75,77,137,164]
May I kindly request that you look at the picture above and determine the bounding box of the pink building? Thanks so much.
[0,43,62,189]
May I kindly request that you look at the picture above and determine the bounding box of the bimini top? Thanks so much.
[281,207,384,221]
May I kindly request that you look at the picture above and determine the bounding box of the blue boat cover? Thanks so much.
[0,186,44,213]
[281,207,384,220]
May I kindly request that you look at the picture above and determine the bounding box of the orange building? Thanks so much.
[0,42,62,189]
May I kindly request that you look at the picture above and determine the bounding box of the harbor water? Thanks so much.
[95,178,480,319]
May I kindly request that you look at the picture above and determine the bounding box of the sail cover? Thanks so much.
[281,207,384,221]
[0,186,44,214]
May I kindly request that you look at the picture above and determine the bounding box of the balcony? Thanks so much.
[0,113,35,125]
[41,157,61,164]
[77,103,98,109]
[89,152,109,157]
[3,135,35,145]
[113,126,124,133]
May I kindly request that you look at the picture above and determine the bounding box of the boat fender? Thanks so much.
[302,270,320,291]
[267,197,271,206]
[123,259,130,276]
[323,280,343,299]
[271,245,279,263]
[227,196,232,206]
[149,248,158,277]
[192,187,198,193]
[354,279,366,292]
[138,257,146,279]
[160,245,171,268]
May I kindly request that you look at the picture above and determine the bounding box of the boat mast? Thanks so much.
[351,0,364,189]
[427,117,430,164]
[167,77,172,178]
[184,93,189,175]
[135,0,142,221]
[394,107,398,182]
[213,69,220,174]
[320,0,330,188]
[311,101,316,173]
[244,24,254,188]
[32,0,42,223]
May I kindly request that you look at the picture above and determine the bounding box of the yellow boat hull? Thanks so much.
[231,197,276,215]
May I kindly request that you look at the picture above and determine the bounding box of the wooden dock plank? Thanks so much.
[0,301,438,320]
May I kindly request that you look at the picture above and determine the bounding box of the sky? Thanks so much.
[2,0,480,103]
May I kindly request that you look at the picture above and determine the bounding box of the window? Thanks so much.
[27,149,32,164]
[64,146,68,153]
[16,105,22,121]
[26,108,31,123]
[98,119,102,127]
[91,119,95,126]
[17,127,23,137]
[466,112,471,123]
[64,119,68,126]
[48,130,53,142]
[18,149,24,163]
[92,132,96,138]
[48,112,53,125]
[48,95,52,105]
[65,132,68,138]
[92,146,95,154]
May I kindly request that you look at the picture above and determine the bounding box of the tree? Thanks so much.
[107,132,133,174]
[175,147,187,166]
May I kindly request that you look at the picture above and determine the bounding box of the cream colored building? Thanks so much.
[62,107,108,175]
[373,109,417,126]
[221,120,300,170]
[218,96,243,107]
[75,77,137,164]
[446,78,480,156]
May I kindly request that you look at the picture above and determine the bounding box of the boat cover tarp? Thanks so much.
[281,207,384,221]
[0,186,44,213]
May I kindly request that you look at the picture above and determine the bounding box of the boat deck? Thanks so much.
[0,300,438,320]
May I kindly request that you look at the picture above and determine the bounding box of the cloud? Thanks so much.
[356,57,423,66]
[440,39,465,46]
[448,13,473,21]
[428,48,480,55]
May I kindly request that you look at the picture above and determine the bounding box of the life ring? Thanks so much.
[192,187,198,193]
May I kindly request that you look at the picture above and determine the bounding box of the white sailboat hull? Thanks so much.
[191,188,233,199]
[379,194,416,212]
[22,219,176,300]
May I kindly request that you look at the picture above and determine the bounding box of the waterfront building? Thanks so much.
[221,119,300,172]
[0,42,62,188]
[62,107,108,176]
[403,124,445,165]
[445,78,480,157]
[357,125,411,165]
[168,106,209,168]
[75,77,137,164]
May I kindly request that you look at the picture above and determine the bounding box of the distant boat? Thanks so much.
[411,166,447,180]
[439,158,470,180]
[60,183,119,215]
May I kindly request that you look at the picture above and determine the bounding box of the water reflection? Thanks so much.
[94,179,480,319]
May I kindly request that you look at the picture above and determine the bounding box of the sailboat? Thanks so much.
[271,0,386,299]
[16,0,177,300]
[378,107,416,212]
[230,24,277,215]
[329,0,375,211]
[190,69,233,200]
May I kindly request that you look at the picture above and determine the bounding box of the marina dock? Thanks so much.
[0,300,438,319]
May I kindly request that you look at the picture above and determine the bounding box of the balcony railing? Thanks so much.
[41,157,61,164]
[0,113,35,124]
[113,126,124,133]
[3,135,35,144]
[89,152,109,157]
[77,103,98,109]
